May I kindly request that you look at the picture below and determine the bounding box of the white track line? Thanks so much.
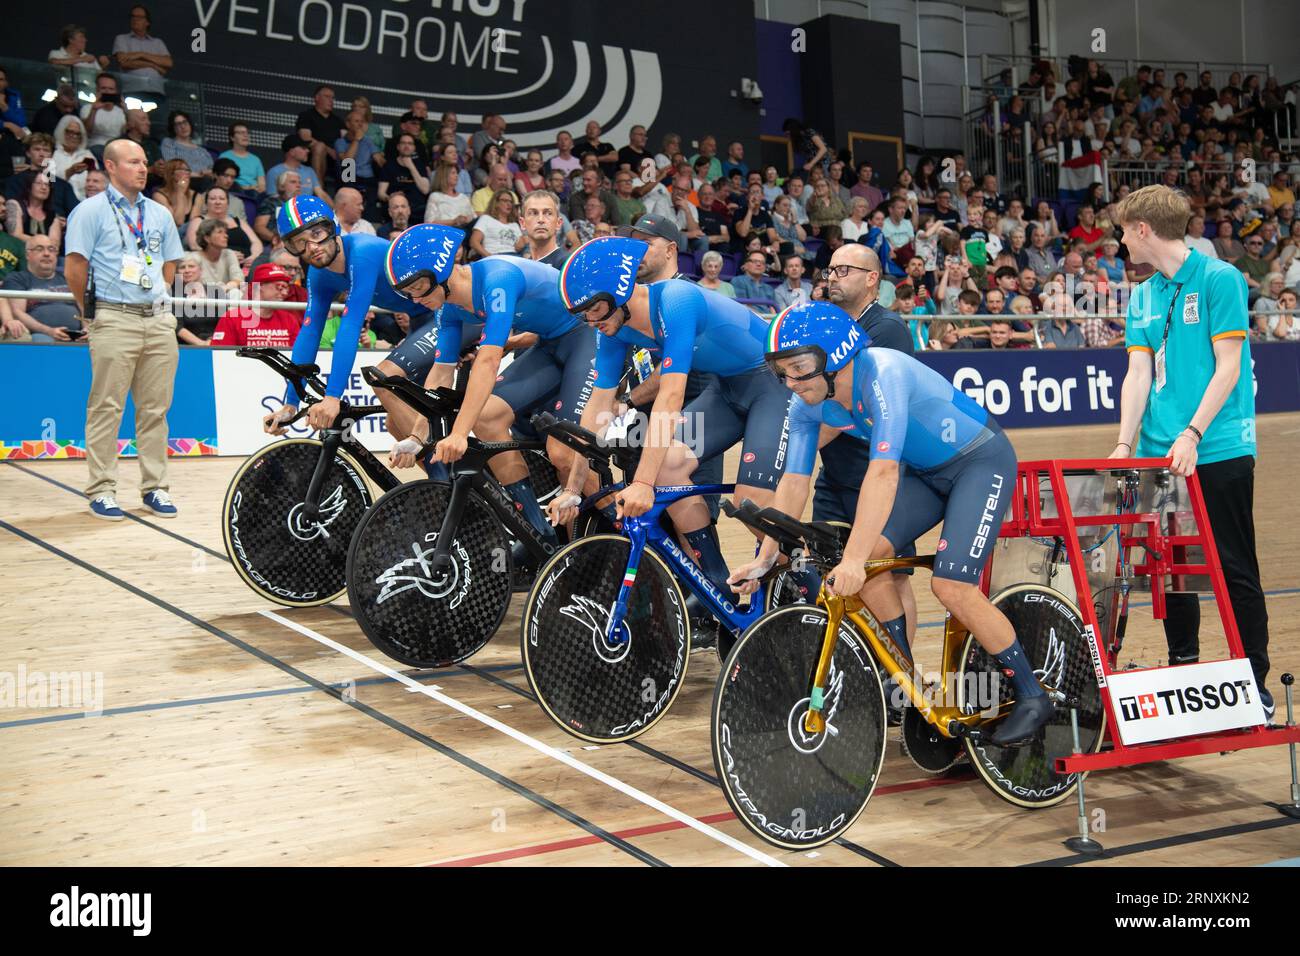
[259,609,786,867]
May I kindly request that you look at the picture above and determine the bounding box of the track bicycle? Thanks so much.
[712,502,1106,850]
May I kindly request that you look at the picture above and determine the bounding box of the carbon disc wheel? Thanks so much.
[958,585,1106,808]
[346,481,513,667]
[712,604,886,850]
[521,535,690,743]
[222,439,374,607]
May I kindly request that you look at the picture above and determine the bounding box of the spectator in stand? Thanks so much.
[50,116,95,201]
[759,165,782,205]
[1212,218,1243,261]
[664,175,708,255]
[513,149,546,196]
[784,174,811,225]
[31,84,80,138]
[5,173,65,247]
[927,187,958,228]
[770,193,809,256]
[1039,301,1086,348]
[209,122,261,195]
[469,189,522,258]
[296,84,343,188]
[468,113,507,173]
[880,196,915,250]
[1097,237,1126,281]
[121,109,163,178]
[377,191,411,241]
[732,251,776,307]
[839,196,873,243]
[546,169,570,206]
[1185,213,1217,258]
[721,141,748,180]
[0,235,80,341]
[195,219,242,289]
[694,182,731,249]
[80,73,127,151]
[1267,287,1300,340]
[574,120,618,177]
[471,163,518,216]
[253,170,299,243]
[384,112,431,167]
[153,158,196,227]
[774,253,812,309]
[731,182,776,253]
[545,130,582,176]
[376,132,430,221]
[565,166,615,224]
[435,142,473,195]
[849,161,884,210]
[266,134,330,202]
[617,125,651,172]
[50,22,112,73]
[1068,205,1106,255]
[1268,169,1295,211]
[782,118,828,173]
[565,195,608,248]
[423,162,475,228]
[697,250,736,297]
[1235,233,1273,295]
[333,186,375,237]
[159,111,212,181]
[187,185,259,262]
[689,135,723,183]
[112,5,172,119]
[347,96,385,153]
[805,178,847,234]
[925,319,959,350]
[653,133,682,172]
[208,263,301,348]
[334,109,383,196]
[0,219,24,282]
[609,170,646,226]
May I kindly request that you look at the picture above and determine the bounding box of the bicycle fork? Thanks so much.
[605,521,650,647]
[301,429,344,522]
[803,589,843,735]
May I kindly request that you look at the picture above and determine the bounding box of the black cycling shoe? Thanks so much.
[990,694,1055,746]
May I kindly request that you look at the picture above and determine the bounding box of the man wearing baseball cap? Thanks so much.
[265,133,331,203]
[209,263,302,348]
[630,213,686,282]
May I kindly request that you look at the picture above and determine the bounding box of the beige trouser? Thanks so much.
[84,306,179,499]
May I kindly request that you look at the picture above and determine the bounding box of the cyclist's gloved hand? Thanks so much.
[727,552,776,596]
[548,491,582,528]
[390,436,425,470]
[264,403,298,436]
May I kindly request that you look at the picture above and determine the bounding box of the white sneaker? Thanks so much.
[89,494,125,521]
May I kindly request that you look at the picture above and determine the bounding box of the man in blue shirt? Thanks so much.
[731,301,1053,745]
[65,137,185,521]
[1112,185,1273,717]
[730,250,775,306]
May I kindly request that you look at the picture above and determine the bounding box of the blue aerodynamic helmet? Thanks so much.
[276,195,339,250]
[558,236,648,314]
[765,301,870,393]
[384,223,466,299]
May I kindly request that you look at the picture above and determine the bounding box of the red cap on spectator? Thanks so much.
[252,263,292,284]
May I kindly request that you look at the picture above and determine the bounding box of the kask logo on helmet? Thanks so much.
[431,233,457,277]
[615,253,636,298]
[828,324,861,365]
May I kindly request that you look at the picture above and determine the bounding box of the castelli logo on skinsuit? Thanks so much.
[828,324,861,365]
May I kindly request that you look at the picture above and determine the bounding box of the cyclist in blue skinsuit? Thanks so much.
[262,196,438,438]
[383,223,598,545]
[729,301,1052,746]
[549,236,794,591]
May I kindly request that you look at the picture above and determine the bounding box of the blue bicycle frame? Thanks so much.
[583,482,772,647]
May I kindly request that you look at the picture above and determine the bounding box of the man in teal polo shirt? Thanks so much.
[1110,184,1273,718]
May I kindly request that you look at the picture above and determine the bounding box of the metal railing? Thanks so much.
[5,56,204,133]
[0,287,394,316]
[979,55,1273,93]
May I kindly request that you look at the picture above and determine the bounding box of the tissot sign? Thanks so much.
[10,1,759,153]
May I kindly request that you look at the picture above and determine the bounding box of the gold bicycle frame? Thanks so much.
[802,555,1015,738]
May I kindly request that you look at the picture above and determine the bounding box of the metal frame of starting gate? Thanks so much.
[986,457,1300,776]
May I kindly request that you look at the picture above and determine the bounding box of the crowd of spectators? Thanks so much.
[3,13,1300,350]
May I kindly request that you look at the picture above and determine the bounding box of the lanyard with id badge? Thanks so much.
[1153,281,1183,393]
[112,195,155,290]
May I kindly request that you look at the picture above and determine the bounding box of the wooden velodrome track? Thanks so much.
[3,415,1299,868]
